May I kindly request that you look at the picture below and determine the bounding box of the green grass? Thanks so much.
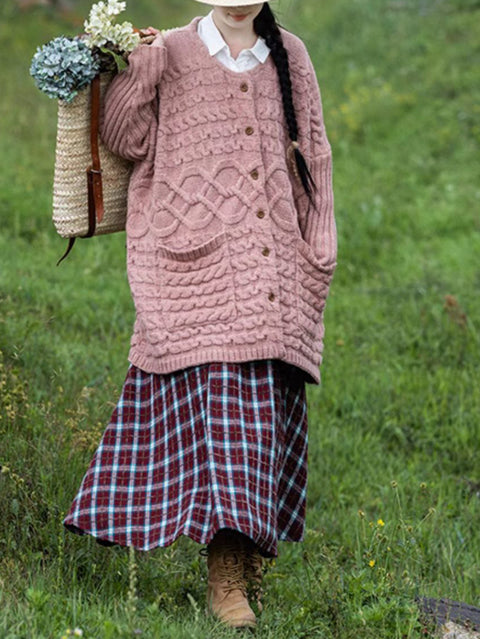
[1,0,480,636]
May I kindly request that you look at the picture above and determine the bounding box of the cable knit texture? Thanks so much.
[101,16,336,384]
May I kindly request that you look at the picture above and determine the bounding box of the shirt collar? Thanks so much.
[198,10,270,63]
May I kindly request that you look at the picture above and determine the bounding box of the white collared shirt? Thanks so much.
[197,10,270,73]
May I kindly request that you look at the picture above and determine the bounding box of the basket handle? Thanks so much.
[57,74,103,265]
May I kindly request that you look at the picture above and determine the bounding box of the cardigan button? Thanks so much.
[245,126,254,136]
[256,210,265,219]
[262,247,270,257]
[268,292,276,302]
[250,169,259,180]
[240,82,249,92]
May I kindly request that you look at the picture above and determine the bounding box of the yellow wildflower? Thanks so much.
[369,560,376,568]
[377,519,385,527]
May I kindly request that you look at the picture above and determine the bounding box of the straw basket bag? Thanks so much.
[53,71,132,261]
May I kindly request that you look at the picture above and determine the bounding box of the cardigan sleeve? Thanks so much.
[100,41,167,162]
[297,54,337,279]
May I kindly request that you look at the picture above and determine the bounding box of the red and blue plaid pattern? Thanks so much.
[64,360,308,557]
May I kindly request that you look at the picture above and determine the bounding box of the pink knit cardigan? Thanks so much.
[101,16,336,384]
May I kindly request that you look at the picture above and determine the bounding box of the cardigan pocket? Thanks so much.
[157,232,238,330]
[295,238,331,343]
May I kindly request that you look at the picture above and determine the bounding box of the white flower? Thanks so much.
[110,21,140,51]
[83,31,107,49]
[84,0,139,52]
[105,0,126,16]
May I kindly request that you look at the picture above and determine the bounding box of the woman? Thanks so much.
[64,0,336,629]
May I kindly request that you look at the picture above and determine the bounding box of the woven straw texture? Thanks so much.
[52,72,132,238]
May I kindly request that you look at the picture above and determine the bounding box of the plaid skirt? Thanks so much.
[63,359,308,557]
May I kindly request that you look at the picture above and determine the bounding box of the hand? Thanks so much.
[138,26,160,45]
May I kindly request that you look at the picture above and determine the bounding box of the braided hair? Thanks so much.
[253,3,317,208]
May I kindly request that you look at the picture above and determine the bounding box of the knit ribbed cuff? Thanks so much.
[303,150,337,274]
[127,43,167,88]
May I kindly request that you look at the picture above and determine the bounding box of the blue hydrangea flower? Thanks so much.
[30,36,100,103]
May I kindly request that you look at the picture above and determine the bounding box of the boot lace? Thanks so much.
[218,549,247,594]
[203,543,248,595]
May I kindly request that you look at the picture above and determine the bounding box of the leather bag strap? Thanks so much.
[86,73,104,230]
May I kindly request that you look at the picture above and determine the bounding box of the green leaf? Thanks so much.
[99,47,127,73]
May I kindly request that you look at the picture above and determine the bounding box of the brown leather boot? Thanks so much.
[243,539,264,614]
[206,529,257,629]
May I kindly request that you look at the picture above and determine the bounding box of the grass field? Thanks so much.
[1,0,480,636]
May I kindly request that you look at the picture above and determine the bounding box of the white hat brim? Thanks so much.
[194,0,270,6]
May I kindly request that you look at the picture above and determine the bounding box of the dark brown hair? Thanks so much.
[254,3,317,207]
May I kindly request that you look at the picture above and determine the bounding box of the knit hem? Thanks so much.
[128,344,321,385]
[284,348,321,385]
